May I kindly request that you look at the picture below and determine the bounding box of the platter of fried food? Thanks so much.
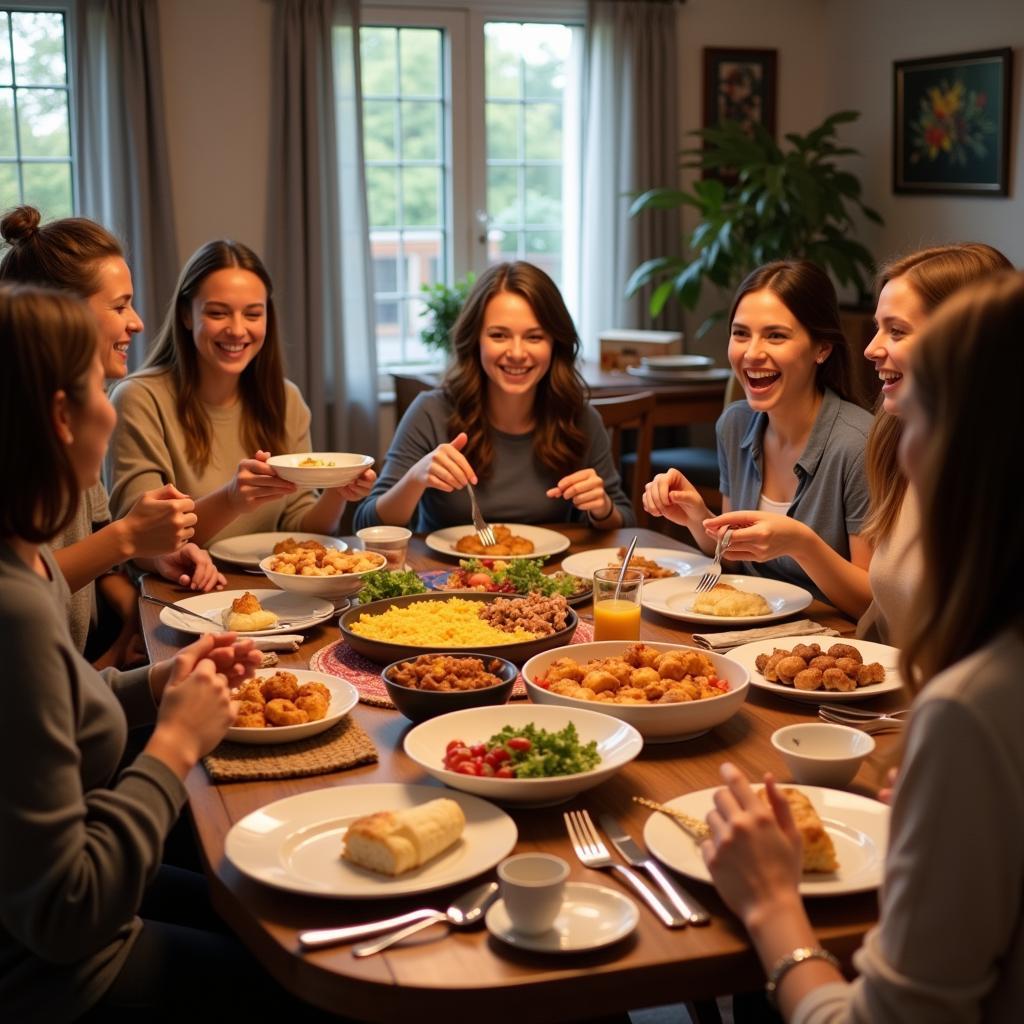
[425,523,571,561]
[260,547,386,600]
[560,546,712,582]
[641,574,812,625]
[225,669,358,744]
[209,532,348,569]
[727,635,904,703]
[224,783,517,898]
[523,641,749,743]
[159,589,335,636]
[642,784,889,895]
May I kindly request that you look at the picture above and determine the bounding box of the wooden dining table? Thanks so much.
[139,526,902,1022]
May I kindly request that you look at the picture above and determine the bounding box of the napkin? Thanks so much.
[251,634,303,652]
[691,618,840,651]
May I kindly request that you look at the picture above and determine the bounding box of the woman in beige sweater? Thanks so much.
[107,240,375,546]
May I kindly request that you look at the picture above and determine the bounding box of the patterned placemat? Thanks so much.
[309,621,596,709]
[202,717,378,782]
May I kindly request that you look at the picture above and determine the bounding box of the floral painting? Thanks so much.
[894,49,1012,195]
[703,48,776,138]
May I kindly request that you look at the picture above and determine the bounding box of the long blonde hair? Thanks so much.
[862,243,1012,544]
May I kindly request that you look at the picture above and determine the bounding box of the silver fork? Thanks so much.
[465,482,496,547]
[818,707,905,733]
[563,810,686,928]
[817,704,909,720]
[694,526,734,594]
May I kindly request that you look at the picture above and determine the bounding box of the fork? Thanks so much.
[563,810,686,928]
[694,526,733,594]
[817,704,909,720]
[465,482,496,548]
[818,707,905,733]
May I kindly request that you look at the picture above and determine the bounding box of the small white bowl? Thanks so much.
[267,453,374,489]
[259,550,387,600]
[771,723,875,788]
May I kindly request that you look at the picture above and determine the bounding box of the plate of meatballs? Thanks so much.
[226,669,359,744]
[726,637,903,703]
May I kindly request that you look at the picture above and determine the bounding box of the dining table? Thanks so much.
[139,525,903,1023]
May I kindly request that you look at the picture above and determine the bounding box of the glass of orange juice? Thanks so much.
[592,567,643,642]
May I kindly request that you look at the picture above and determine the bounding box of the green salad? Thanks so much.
[358,568,427,603]
[488,722,601,778]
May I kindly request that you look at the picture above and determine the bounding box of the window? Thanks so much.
[358,2,584,372]
[0,7,73,218]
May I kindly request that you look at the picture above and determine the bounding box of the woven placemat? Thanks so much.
[202,717,378,782]
[309,621,596,709]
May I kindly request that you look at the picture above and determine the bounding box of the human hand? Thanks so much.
[701,763,804,928]
[546,468,612,518]
[702,510,809,563]
[878,766,899,805]
[150,632,260,702]
[226,450,297,512]
[152,651,234,766]
[121,483,198,557]
[152,543,226,592]
[327,467,377,502]
[642,468,710,527]
[411,432,477,492]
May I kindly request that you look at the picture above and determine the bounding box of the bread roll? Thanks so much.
[223,591,278,631]
[759,787,839,873]
[342,798,466,876]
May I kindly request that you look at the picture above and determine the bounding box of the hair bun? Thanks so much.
[0,206,42,246]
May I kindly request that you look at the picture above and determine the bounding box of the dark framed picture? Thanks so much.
[702,47,777,137]
[894,48,1012,196]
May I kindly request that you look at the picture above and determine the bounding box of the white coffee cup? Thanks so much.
[497,853,569,935]
[356,526,412,570]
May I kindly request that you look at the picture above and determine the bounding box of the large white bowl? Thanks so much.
[267,452,374,489]
[522,641,749,744]
[259,550,387,600]
[403,704,643,807]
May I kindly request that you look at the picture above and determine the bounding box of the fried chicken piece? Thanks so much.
[835,657,861,676]
[794,668,823,691]
[623,642,660,669]
[232,679,265,705]
[792,643,822,660]
[629,667,661,688]
[582,669,619,694]
[827,643,863,664]
[822,668,857,692]
[260,671,299,702]
[265,698,309,726]
[296,681,331,703]
[231,591,262,615]
[546,658,585,684]
[762,650,787,682]
[809,656,837,672]
[234,700,267,728]
[857,662,886,687]
[775,656,808,683]
[295,693,328,722]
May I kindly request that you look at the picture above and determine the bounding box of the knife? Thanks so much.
[600,813,711,926]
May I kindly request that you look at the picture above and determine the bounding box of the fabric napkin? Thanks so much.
[691,618,840,651]
[251,634,304,652]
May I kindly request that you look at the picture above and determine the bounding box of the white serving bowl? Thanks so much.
[267,452,374,489]
[522,641,749,744]
[403,704,643,807]
[259,550,387,600]
[771,723,876,788]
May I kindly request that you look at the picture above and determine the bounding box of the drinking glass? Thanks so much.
[592,567,643,641]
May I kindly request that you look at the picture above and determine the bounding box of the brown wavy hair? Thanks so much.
[862,244,1011,545]
[0,284,100,541]
[443,262,586,480]
[900,271,1024,693]
[729,260,856,403]
[136,240,287,471]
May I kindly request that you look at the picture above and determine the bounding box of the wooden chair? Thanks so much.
[591,390,656,527]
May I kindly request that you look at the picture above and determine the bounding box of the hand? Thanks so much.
[152,543,226,592]
[702,509,810,563]
[410,432,477,492]
[149,632,260,703]
[642,468,710,528]
[878,766,899,805]
[121,483,198,557]
[152,651,235,765]
[701,763,804,928]
[546,468,612,517]
[226,450,297,512]
[327,467,377,502]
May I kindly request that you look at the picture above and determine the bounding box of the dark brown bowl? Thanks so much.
[338,592,578,665]
[381,653,518,723]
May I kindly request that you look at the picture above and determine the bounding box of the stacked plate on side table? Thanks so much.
[625,355,733,385]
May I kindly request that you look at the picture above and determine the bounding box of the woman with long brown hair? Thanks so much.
[356,261,633,531]
[107,240,375,546]
[699,271,1024,1023]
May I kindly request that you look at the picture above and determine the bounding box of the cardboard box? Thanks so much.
[598,329,683,371]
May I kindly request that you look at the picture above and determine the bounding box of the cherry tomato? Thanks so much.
[506,737,532,752]
[456,760,481,776]
[467,573,492,587]
[470,743,487,757]
[446,739,465,753]
[480,762,495,777]
[495,766,515,779]
[447,745,472,765]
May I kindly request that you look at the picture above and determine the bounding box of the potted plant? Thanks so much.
[627,111,882,337]
[419,272,476,357]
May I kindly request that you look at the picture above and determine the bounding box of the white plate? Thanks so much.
[425,524,571,561]
[728,635,905,703]
[224,783,517,899]
[209,532,347,569]
[486,882,638,952]
[158,589,335,636]
[626,365,734,384]
[225,670,358,744]
[641,354,715,370]
[644,784,889,896]
[560,547,712,581]
[641,574,813,626]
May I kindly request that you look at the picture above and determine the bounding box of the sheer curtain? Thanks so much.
[265,0,378,455]
[577,0,682,358]
[72,0,179,367]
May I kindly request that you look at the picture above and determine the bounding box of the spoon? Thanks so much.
[615,535,640,599]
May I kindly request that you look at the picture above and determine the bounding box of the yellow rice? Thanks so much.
[349,598,538,646]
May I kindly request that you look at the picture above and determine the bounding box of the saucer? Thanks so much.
[485,882,638,952]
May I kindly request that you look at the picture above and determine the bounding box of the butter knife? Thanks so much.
[600,813,710,926]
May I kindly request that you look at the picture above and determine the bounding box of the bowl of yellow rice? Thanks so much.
[338,593,578,665]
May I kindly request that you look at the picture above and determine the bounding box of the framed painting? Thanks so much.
[702,47,777,137]
[894,48,1012,195]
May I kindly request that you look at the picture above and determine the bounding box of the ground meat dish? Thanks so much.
[478,593,570,636]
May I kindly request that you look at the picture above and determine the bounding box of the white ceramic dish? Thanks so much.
[403,704,643,807]
[226,671,358,745]
[486,882,638,952]
[258,551,387,601]
[158,589,335,636]
[224,783,517,898]
[209,532,347,569]
[641,573,813,626]
[644,784,889,896]
[641,354,715,370]
[771,723,876,788]
[560,547,712,582]
[625,365,733,384]
[728,636,904,704]
[522,641,749,744]
[266,452,374,490]
[425,524,571,561]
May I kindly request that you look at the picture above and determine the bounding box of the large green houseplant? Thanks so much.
[418,272,476,357]
[627,110,882,336]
